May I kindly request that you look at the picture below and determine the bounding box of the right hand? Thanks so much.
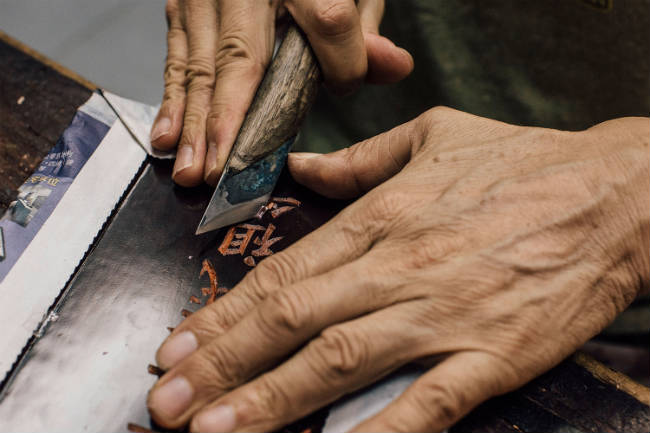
[150,0,414,187]
[147,108,649,432]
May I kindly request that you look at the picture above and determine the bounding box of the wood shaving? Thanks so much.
[147,364,164,377]
[127,422,154,433]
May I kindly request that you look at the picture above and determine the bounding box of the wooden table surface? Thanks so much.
[0,30,95,214]
[1,29,648,433]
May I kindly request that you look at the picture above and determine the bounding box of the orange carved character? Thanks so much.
[256,197,301,220]
[199,259,227,304]
[251,223,282,257]
[217,197,300,266]
[218,224,266,256]
[270,197,300,218]
[218,223,284,264]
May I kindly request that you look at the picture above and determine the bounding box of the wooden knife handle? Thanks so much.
[227,24,321,173]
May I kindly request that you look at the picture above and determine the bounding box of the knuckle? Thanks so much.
[419,105,456,131]
[164,57,187,83]
[344,139,387,192]
[312,0,358,38]
[186,58,215,90]
[240,375,292,422]
[179,125,205,147]
[215,34,267,76]
[198,343,247,389]
[411,382,465,427]
[206,102,239,133]
[182,109,207,131]
[424,105,455,120]
[308,326,369,381]
[364,188,410,226]
[414,106,460,150]
[165,0,180,22]
[339,145,368,194]
[401,232,463,270]
[177,310,226,340]
[338,215,372,251]
[205,105,227,123]
[258,289,313,336]
[211,292,256,329]
[253,253,297,287]
[398,119,425,155]
[523,125,565,146]
[239,268,273,303]
[162,83,186,102]
[166,26,186,45]
[325,209,376,257]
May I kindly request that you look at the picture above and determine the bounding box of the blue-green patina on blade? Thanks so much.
[222,138,294,204]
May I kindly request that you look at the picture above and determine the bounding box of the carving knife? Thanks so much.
[195,24,320,235]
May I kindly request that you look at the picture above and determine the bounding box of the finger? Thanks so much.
[204,0,277,184]
[352,352,510,432]
[151,0,188,151]
[172,0,218,187]
[287,115,422,199]
[357,0,384,33]
[155,201,379,369]
[285,0,367,93]
[358,0,414,84]
[364,33,414,84]
[188,307,426,432]
[148,253,404,429]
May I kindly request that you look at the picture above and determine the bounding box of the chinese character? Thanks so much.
[218,224,266,256]
[216,197,300,267]
[251,223,282,257]
[217,223,284,267]
[199,259,227,304]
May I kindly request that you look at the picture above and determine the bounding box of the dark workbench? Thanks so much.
[1,30,648,433]
[0,30,95,214]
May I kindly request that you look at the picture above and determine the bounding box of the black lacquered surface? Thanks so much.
[0,159,648,433]
[0,159,342,432]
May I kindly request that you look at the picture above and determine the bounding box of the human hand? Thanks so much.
[147,108,649,432]
[150,0,414,187]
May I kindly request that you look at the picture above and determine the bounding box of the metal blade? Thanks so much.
[196,138,294,235]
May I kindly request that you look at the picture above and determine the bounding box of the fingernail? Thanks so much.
[151,117,171,142]
[290,152,321,162]
[204,143,219,182]
[149,376,194,419]
[193,405,236,433]
[157,331,198,369]
[173,146,194,177]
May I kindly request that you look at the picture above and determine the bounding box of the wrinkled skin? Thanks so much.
[150,0,413,186]
[147,108,650,432]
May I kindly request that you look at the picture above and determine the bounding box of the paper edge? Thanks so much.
[0,121,147,378]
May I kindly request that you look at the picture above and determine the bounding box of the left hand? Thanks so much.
[147,108,649,432]
[150,0,413,187]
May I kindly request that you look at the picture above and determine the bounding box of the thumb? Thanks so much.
[288,120,419,199]
[358,0,414,84]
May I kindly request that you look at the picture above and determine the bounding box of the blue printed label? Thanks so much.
[0,104,112,282]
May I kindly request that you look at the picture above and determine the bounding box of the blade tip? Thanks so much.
[195,226,208,235]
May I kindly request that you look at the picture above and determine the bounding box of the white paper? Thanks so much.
[102,91,173,159]
[0,113,147,378]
